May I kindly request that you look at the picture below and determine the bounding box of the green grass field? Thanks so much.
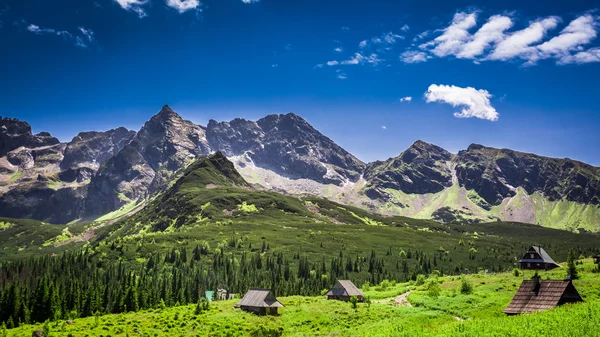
[7,260,599,337]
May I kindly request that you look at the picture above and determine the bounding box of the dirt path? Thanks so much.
[373,291,413,307]
[394,291,413,307]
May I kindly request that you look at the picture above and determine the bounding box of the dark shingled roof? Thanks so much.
[326,280,364,297]
[236,289,283,308]
[519,246,561,268]
[503,280,582,315]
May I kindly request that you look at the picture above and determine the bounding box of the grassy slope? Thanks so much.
[378,184,600,232]
[9,260,600,337]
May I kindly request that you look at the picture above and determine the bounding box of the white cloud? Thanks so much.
[402,12,600,66]
[457,15,513,59]
[271,64,278,68]
[381,125,387,130]
[341,53,363,65]
[341,53,383,65]
[337,73,347,79]
[400,50,430,63]
[78,27,95,42]
[536,14,599,61]
[166,0,200,13]
[399,96,412,102]
[327,60,339,66]
[558,47,600,64]
[242,0,260,3]
[334,47,343,52]
[487,16,560,61]
[381,32,404,44]
[114,0,148,18]
[401,24,410,32]
[359,40,368,48]
[427,12,478,57]
[27,24,55,34]
[24,22,94,48]
[75,36,88,48]
[413,30,430,42]
[424,84,499,121]
[314,63,324,68]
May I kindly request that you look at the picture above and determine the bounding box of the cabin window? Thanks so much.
[530,254,535,259]
[527,263,531,268]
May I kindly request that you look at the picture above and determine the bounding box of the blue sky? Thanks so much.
[0,0,599,165]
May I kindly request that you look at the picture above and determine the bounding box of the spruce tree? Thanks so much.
[567,249,579,280]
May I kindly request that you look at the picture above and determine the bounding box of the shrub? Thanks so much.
[426,279,441,298]
[415,274,426,286]
[350,296,358,311]
[513,268,520,277]
[460,276,473,295]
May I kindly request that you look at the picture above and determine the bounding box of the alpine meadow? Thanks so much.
[1,0,600,336]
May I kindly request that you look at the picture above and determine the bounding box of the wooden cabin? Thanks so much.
[325,280,365,302]
[504,276,583,315]
[234,289,283,315]
[519,246,561,270]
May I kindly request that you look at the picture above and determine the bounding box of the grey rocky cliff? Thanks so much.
[207,113,365,185]
[85,105,211,216]
[1,117,60,157]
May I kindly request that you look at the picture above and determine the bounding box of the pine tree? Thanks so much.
[567,249,579,280]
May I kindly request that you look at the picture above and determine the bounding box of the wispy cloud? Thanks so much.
[339,53,383,66]
[327,60,339,66]
[79,27,95,42]
[403,11,600,66]
[399,96,412,102]
[166,0,201,13]
[424,84,499,121]
[400,50,430,63]
[21,21,94,48]
[342,26,350,32]
[381,125,387,130]
[271,64,278,68]
[334,47,343,52]
[242,0,260,3]
[314,63,324,69]
[401,24,410,32]
[114,0,148,18]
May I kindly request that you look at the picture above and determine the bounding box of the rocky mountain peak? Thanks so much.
[1,116,60,157]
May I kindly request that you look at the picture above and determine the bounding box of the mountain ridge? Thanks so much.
[1,106,598,231]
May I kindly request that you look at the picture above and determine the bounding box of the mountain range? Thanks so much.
[1,105,599,231]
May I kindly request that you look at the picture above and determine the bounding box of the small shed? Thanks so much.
[216,288,228,301]
[503,277,583,315]
[325,280,365,302]
[519,246,561,270]
[235,289,283,315]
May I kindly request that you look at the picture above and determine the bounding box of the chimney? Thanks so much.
[532,273,541,294]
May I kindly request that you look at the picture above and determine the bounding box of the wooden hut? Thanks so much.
[234,289,283,315]
[519,246,561,270]
[504,276,583,315]
[325,280,365,302]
